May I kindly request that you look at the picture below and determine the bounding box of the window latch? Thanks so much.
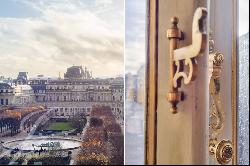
[166,7,207,113]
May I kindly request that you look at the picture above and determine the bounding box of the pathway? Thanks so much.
[20,109,45,131]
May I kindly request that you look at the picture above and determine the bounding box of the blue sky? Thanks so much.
[0,0,124,78]
[0,0,40,18]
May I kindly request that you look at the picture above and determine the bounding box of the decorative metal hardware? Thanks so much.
[208,34,233,165]
[166,7,207,113]
[209,139,233,165]
[209,34,225,138]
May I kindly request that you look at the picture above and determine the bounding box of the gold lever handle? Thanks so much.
[166,8,207,113]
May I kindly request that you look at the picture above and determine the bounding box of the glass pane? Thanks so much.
[0,0,124,165]
[125,0,146,164]
[238,0,249,165]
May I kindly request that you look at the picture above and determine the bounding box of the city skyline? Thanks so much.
[0,65,123,79]
[0,0,124,78]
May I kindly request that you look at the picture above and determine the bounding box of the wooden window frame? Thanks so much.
[145,0,238,165]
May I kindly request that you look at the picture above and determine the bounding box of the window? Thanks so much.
[0,99,3,105]
[237,0,249,164]
[125,0,146,164]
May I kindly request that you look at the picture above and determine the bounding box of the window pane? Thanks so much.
[238,0,249,164]
[125,0,146,164]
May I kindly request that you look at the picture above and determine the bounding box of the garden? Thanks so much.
[34,114,87,136]
[76,106,124,165]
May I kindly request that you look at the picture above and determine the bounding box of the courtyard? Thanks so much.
[47,122,74,131]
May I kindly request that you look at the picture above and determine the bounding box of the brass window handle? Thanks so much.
[208,35,233,165]
[166,7,207,113]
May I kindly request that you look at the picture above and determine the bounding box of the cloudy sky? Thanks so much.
[125,0,146,74]
[0,0,124,78]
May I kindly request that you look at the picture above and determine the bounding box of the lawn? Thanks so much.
[47,122,74,131]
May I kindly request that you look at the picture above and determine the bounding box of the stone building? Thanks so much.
[13,85,35,106]
[15,72,29,85]
[0,83,35,107]
[0,83,14,106]
[1,66,124,123]
[125,65,145,105]
[30,66,124,121]
[64,66,92,79]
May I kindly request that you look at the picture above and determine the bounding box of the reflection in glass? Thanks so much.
[125,0,146,165]
[238,0,249,165]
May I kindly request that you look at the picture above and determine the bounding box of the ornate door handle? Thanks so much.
[166,7,207,113]
[208,35,233,165]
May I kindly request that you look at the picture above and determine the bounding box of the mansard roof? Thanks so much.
[0,83,13,89]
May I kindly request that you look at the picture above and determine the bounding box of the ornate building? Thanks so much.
[1,66,124,124]
[30,66,124,122]
[64,66,92,79]
[0,83,35,107]
[15,72,29,85]
[0,83,14,106]
[125,65,145,105]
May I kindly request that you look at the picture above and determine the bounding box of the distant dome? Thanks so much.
[64,66,92,79]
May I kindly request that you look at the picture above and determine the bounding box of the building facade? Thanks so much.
[0,83,35,107]
[125,65,145,105]
[1,66,124,124]
[30,66,124,121]
[0,83,14,106]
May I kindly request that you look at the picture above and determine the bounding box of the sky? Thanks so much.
[0,0,124,78]
[124,0,248,74]
[125,0,146,74]
[239,0,249,36]
[0,0,248,77]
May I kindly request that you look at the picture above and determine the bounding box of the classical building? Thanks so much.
[15,72,29,85]
[0,83,35,107]
[0,83,14,106]
[64,66,92,79]
[1,66,124,123]
[125,73,137,102]
[125,65,145,105]
[29,66,124,121]
[13,85,35,106]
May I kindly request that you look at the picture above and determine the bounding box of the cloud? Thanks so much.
[125,0,146,74]
[0,0,124,78]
